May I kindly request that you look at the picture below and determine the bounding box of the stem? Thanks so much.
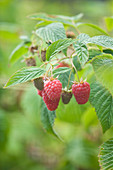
[67,69,72,90]
[53,56,71,66]
[40,57,62,68]
[44,66,51,78]
[71,59,80,83]
[49,63,53,77]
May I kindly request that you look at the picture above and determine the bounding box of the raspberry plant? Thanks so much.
[4,13,113,169]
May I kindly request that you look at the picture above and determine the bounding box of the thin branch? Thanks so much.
[67,69,72,90]
[71,59,80,83]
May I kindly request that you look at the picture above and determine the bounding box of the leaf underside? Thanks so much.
[89,82,113,133]
[4,67,46,88]
[99,138,113,170]
[40,100,60,139]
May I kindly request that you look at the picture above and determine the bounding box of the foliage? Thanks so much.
[99,138,113,170]
[1,10,113,169]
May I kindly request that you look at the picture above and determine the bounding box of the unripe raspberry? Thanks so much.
[29,45,38,54]
[25,57,36,66]
[33,77,44,90]
[55,62,70,69]
[38,50,46,62]
[61,91,72,104]
[42,90,60,111]
[72,81,90,104]
[66,31,76,38]
[44,79,62,101]
[41,50,46,61]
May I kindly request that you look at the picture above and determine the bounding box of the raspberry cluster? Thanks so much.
[37,78,62,111]
[35,63,90,111]
[36,79,90,111]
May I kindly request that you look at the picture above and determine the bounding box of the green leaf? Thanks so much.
[77,33,90,43]
[91,54,113,95]
[78,33,113,50]
[73,55,82,71]
[104,16,113,32]
[73,42,89,66]
[89,82,113,133]
[99,138,113,170]
[36,22,66,42]
[62,48,68,56]
[88,36,113,49]
[35,21,53,28]
[88,49,102,61]
[76,23,108,36]
[41,99,60,138]
[28,13,83,26]
[53,67,74,88]
[55,13,83,22]
[46,39,75,61]
[9,42,31,64]
[4,67,46,88]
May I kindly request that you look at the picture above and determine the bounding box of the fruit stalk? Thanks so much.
[71,59,80,83]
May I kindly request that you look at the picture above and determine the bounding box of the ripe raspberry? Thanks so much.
[33,77,44,90]
[44,79,62,101]
[55,62,69,69]
[42,90,60,111]
[72,82,90,104]
[37,89,43,97]
[61,91,72,104]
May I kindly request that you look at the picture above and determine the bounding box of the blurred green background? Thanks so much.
[0,0,113,169]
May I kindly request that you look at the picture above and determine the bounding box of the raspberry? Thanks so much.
[37,89,43,97]
[44,79,62,101]
[29,45,38,54]
[41,50,46,61]
[38,50,46,62]
[66,31,76,38]
[33,77,44,90]
[25,57,36,66]
[61,91,72,104]
[42,90,60,111]
[72,82,90,104]
[55,62,69,69]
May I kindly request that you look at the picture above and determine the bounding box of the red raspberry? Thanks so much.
[55,62,69,69]
[42,90,60,111]
[72,82,90,104]
[37,89,43,97]
[44,79,62,100]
